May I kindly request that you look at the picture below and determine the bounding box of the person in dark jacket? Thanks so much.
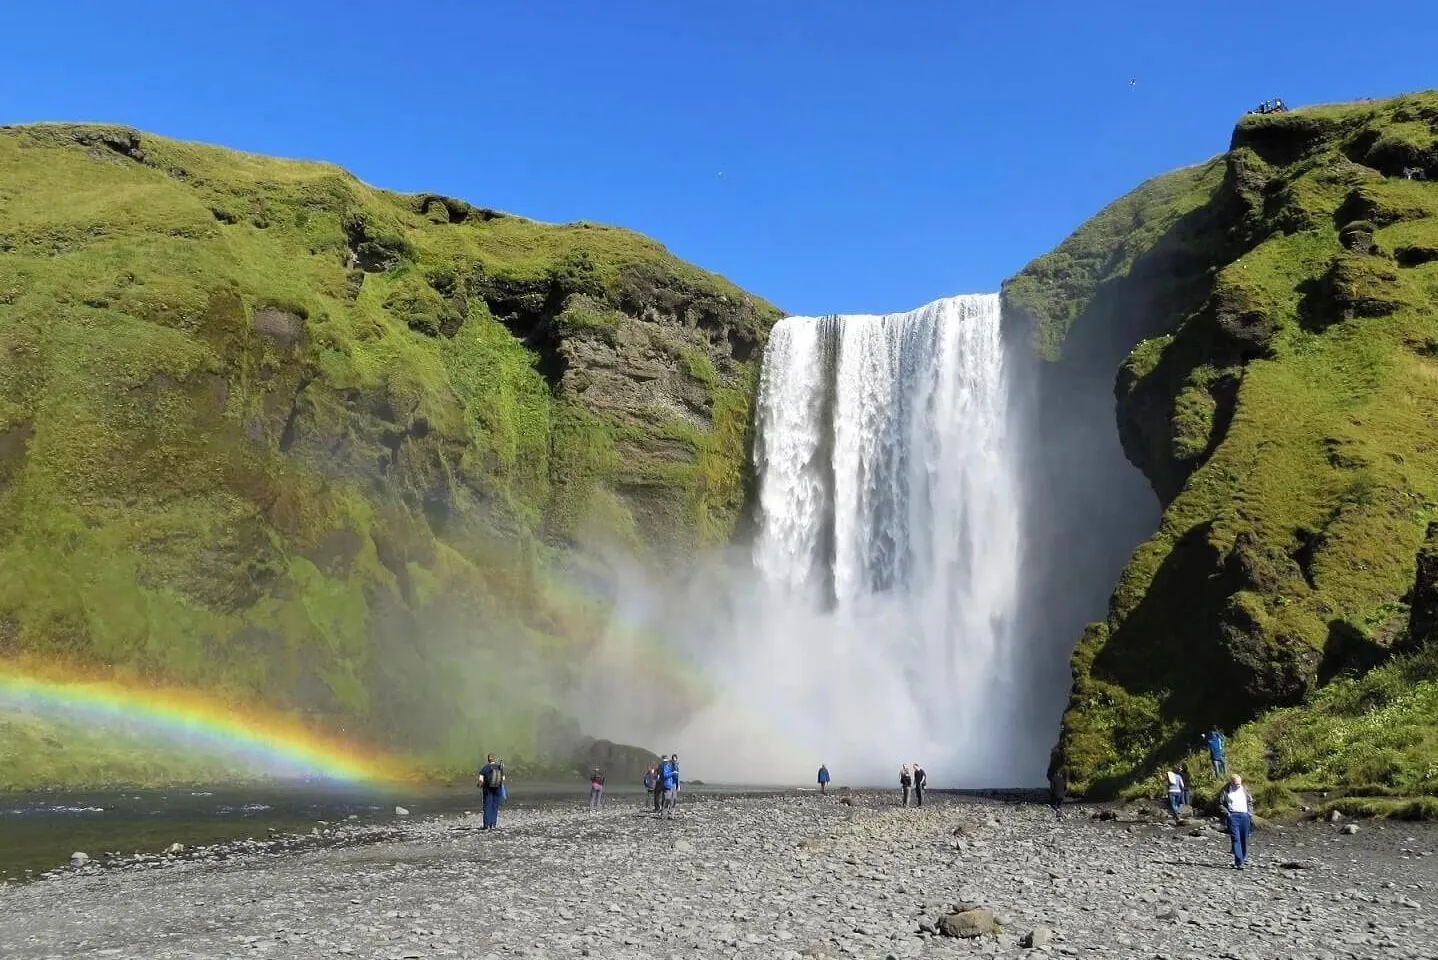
[817,764,830,794]
[478,753,505,830]
[912,763,928,807]
[899,765,913,807]
[1048,768,1067,819]
[1220,774,1256,869]
[650,757,664,812]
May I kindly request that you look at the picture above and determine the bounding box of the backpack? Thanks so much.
[483,763,505,789]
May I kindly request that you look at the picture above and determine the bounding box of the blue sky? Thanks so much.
[4,1,1436,315]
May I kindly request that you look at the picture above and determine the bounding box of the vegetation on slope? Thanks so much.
[0,124,780,787]
[1005,91,1438,812]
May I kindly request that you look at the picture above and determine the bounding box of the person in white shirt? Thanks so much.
[1221,773,1256,869]
[1165,767,1185,822]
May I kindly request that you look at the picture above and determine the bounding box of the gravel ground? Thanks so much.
[0,791,1434,960]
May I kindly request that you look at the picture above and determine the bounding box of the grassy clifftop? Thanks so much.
[1005,91,1438,813]
[0,124,780,787]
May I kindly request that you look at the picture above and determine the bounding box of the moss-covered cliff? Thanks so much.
[1006,91,1438,813]
[0,124,779,786]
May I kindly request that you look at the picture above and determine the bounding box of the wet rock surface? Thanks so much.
[1,792,1435,959]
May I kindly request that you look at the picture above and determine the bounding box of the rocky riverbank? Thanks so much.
[1,791,1434,959]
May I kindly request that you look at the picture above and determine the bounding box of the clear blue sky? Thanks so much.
[4,1,1436,315]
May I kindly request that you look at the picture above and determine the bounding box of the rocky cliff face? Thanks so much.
[0,124,779,785]
[1006,91,1438,811]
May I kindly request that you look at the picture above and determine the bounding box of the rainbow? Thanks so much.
[0,660,412,785]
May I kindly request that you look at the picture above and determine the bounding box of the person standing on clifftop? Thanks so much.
[478,753,505,831]
[1221,774,1256,869]
[1206,729,1227,779]
[588,768,605,812]
[899,765,914,807]
[817,764,830,794]
[912,763,928,807]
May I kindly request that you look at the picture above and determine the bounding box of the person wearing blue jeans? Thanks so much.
[1206,729,1227,779]
[1221,773,1255,869]
[1165,767,1185,822]
[478,753,505,830]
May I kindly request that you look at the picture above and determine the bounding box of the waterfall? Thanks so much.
[747,294,1025,784]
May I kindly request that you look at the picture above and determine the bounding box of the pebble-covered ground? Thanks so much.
[0,791,1434,960]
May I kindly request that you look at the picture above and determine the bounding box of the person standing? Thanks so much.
[651,757,664,813]
[1048,767,1067,820]
[588,767,605,812]
[817,764,830,794]
[1165,766,1185,823]
[899,765,913,807]
[643,766,658,810]
[659,754,679,819]
[1177,763,1193,809]
[912,763,928,807]
[1205,729,1227,779]
[478,753,505,831]
[1221,773,1256,869]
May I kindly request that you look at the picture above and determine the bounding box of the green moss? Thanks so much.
[0,123,780,789]
[1026,91,1438,799]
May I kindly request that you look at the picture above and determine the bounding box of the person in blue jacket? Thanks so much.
[659,754,679,818]
[1205,729,1227,779]
[817,764,830,794]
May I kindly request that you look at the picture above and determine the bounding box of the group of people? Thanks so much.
[899,763,928,806]
[1250,97,1288,114]
[642,754,682,818]
[1160,728,1255,868]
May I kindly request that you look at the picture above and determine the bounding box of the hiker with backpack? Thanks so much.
[1048,767,1067,820]
[899,764,913,807]
[478,753,506,830]
[912,762,928,807]
[588,767,605,812]
[817,764,830,794]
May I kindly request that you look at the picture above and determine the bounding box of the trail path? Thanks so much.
[1,792,1434,959]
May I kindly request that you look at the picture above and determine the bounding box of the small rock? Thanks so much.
[1328,810,1344,822]
[1342,824,1360,835]
[395,806,410,817]
[165,843,185,856]
[70,852,90,868]
[673,839,694,854]
[1021,926,1054,948]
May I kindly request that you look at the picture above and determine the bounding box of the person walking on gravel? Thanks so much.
[899,764,914,807]
[1165,766,1186,823]
[1205,728,1227,779]
[588,768,605,812]
[644,766,658,810]
[1048,767,1067,819]
[1221,773,1256,869]
[912,763,928,807]
[659,754,679,818]
[478,753,505,831]
[817,764,830,794]
[651,758,665,813]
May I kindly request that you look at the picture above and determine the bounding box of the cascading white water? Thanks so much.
[745,293,1025,784]
[576,293,1043,786]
